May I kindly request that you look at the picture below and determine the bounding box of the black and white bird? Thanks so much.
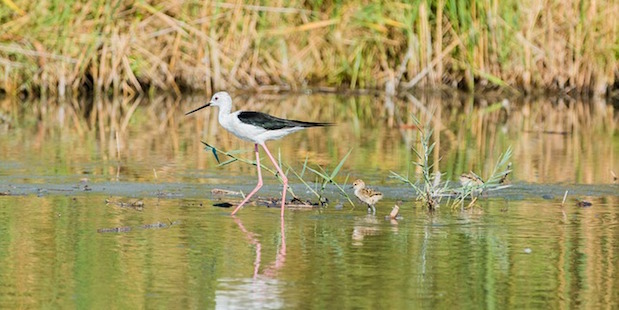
[186,91,331,217]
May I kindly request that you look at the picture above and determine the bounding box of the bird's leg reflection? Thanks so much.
[233,217,286,279]
[263,218,286,277]
[234,216,262,278]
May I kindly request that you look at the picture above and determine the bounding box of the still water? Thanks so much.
[0,93,617,308]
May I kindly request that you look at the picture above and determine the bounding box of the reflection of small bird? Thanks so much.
[352,179,383,214]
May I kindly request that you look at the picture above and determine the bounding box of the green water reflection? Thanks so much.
[0,195,616,308]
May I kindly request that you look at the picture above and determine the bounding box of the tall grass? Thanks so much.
[0,1,615,97]
[390,115,449,210]
[391,114,513,210]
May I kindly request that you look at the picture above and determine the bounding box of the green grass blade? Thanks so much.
[329,148,353,180]
[217,158,238,167]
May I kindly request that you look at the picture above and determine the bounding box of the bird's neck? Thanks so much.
[216,104,233,122]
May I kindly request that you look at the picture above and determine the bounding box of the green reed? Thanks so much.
[391,115,512,210]
[391,115,449,210]
[0,0,614,97]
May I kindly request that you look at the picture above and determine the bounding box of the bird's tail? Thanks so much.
[293,120,333,127]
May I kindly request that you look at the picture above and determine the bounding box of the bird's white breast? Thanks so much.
[218,111,264,143]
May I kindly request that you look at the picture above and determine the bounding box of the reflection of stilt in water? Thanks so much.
[216,218,286,309]
[233,217,286,279]
[234,217,262,278]
[263,219,286,278]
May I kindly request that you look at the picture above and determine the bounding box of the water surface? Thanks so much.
[0,194,616,309]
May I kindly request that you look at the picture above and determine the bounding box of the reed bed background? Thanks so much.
[0,0,616,97]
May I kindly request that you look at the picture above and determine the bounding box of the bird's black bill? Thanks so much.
[185,103,211,115]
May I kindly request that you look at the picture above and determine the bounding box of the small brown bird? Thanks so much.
[459,171,484,187]
[352,179,383,214]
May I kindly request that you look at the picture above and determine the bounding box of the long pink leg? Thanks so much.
[231,144,263,216]
[260,142,288,218]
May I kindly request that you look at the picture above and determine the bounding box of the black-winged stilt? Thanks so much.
[186,91,331,217]
[352,179,383,214]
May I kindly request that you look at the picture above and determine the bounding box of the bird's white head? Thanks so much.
[209,91,231,108]
[185,91,232,115]
[352,179,365,190]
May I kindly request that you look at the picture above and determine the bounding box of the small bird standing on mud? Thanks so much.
[352,179,383,214]
[186,91,331,217]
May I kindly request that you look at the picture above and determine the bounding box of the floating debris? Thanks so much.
[319,196,329,207]
[212,196,318,210]
[576,200,592,208]
[289,197,315,208]
[211,188,243,196]
[263,197,315,209]
[141,222,167,229]
[389,205,400,219]
[141,220,180,229]
[155,190,182,198]
[209,180,336,210]
[213,202,233,208]
[561,191,569,206]
[385,202,404,221]
[98,220,179,233]
[140,222,172,229]
[97,226,132,233]
[105,198,145,211]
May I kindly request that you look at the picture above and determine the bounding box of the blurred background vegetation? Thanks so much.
[0,0,616,98]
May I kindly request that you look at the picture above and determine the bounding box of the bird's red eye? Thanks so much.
[215,97,218,100]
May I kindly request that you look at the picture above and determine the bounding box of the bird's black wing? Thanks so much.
[237,111,331,130]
